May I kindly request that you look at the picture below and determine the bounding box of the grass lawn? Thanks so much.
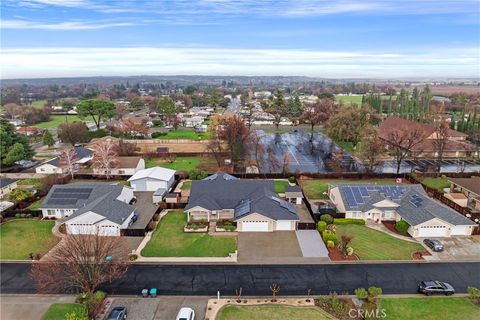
[155,129,209,140]
[335,95,363,106]
[30,99,48,109]
[145,156,200,171]
[335,224,424,260]
[181,181,192,190]
[300,179,397,199]
[28,197,44,210]
[33,115,89,129]
[141,211,236,257]
[379,298,480,320]
[42,303,86,320]
[218,305,333,320]
[0,220,59,260]
[274,180,289,194]
[422,177,450,193]
[17,178,41,188]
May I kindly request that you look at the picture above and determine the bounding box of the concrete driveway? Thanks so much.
[420,236,480,261]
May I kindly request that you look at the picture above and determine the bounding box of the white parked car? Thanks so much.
[176,307,195,320]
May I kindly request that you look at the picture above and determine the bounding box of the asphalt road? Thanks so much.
[2,262,479,296]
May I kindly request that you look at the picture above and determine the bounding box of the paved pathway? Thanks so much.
[295,230,329,257]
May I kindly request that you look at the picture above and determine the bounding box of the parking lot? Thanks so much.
[420,236,480,261]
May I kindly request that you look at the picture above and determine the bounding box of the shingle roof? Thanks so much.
[449,177,480,196]
[40,146,93,168]
[117,156,142,169]
[334,184,475,227]
[128,167,175,182]
[41,183,135,225]
[0,179,17,188]
[186,172,299,221]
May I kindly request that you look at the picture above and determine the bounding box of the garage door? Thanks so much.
[276,220,293,231]
[241,221,269,232]
[418,226,448,237]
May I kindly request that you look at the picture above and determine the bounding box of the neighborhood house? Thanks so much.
[185,172,299,232]
[0,179,18,197]
[448,177,480,211]
[329,184,476,237]
[92,156,145,176]
[128,166,176,202]
[35,146,93,174]
[40,183,137,236]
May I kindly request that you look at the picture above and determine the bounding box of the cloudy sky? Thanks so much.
[1,0,479,79]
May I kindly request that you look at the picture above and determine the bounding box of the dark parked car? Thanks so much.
[423,239,444,252]
[418,281,455,296]
[107,307,127,320]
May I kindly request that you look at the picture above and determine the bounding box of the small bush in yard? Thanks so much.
[395,220,410,233]
[288,176,296,183]
[355,287,368,300]
[367,287,382,303]
[322,230,338,245]
[320,214,333,224]
[468,286,480,304]
[333,218,366,225]
[326,240,335,248]
[317,221,327,232]
[346,246,354,256]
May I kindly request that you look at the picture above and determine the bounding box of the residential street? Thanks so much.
[2,262,479,296]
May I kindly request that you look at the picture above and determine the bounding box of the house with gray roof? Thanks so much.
[40,182,136,236]
[185,172,299,232]
[329,184,476,238]
[35,146,93,174]
[0,178,18,197]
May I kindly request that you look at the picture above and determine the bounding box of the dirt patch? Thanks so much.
[382,221,411,237]
[412,250,430,260]
[328,247,359,261]
[316,296,359,320]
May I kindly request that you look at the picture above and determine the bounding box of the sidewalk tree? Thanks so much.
[77,99,115,130]
[42,130,55,147]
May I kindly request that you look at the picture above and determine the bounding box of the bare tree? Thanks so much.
[267,147,280,172]
[360,128,384,173]
[281,153,291,174]
[242,102,256,129]
[118,140,137,156]
[235,287,243,303]
[250,131,265,171]
[383,125,427,174]
[91,139,119,179]
[432,119,450,172]
[300,98,336,141]
[270,284,280,302]
[59,146,79,179]
[114,118,148,138]
[3,103,22,120]
[31,233,129,294]
[265,90,288,130]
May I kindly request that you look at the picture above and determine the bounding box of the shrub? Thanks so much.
[9,189,34,202]
[129,254,138,261]
[346,246,354,256]
[326,240,335,248]
[65,309,88,320]
[320,214,333,224]
[317,221,327,232]
[355,287,368,300]
[288,176,296,183]
[15,213,22,218]
[152,120,164,127]
[189,169,209,180]
[367,287,382,303]
[322,230,338,245]
[468,286,480,304]
[395,220,410,234]
[147,221,157,231]
[333,218,366,225]
[151,132,167,139]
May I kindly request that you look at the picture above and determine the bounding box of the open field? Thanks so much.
[335,224,424,260]
[379,297,479,320]
[145,156,200,171]
[33,115,88,129]
[0,220,59,260]
[154,129,209,140]
[141,211,236,257]
[300,179,398,199]
[335,95,398,107]
[217,305,333,320]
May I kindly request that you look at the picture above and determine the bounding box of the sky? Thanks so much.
[1,0,479,79]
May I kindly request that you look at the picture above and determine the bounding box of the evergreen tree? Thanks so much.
[42,130,55,147]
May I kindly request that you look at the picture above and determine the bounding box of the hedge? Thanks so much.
[317,221,327,232]
[395,220,410,233]
[320,214,334,224]
[333,218,366,225]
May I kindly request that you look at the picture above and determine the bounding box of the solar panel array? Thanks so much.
[270,196,296,213]
[46,187,93,206]
[342,185,407,208]
[409,194,423,208]
[235,199,251,217]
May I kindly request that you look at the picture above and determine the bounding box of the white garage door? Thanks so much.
[276,220,293,231]
[451,226,470,236]
[418,226,448,237]
[241,221,269,232]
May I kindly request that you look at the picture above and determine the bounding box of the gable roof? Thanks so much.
[333,184,475,227]
[0,179,17,188]
[186,172,299,221]
[41,183,135,225]
[128,167,176,182]
[379,116,467,139]
[40,146,93,168]
[449,177,480,196]
[117,156,142,169]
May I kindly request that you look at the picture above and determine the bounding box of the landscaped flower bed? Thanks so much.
[184,221,208,233]
[216,219,236,232]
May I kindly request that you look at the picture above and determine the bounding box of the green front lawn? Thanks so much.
[42,303,86,320]
[422,177,450,193]
[28,197,44,210]
[335,224,424,260]
[33,115,89,129]
[155,129,209,140]
[274,180,289,194]
[0,220,59,260]
[380,298,479,320]
[141,211,236,257]
[300,179,397,199]
[181,181,192,190]
[218,305,333,320]
[145,156,200,171]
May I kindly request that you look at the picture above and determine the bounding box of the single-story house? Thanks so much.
[128,167,176,194]
[15,127,40,136]
[0,179,18,197]
[448,177,480,211]
[35,146,93,174]
[40,183,137,236]
[329,184,476,237]
[185,172,299,232]
[285,185,303,204]
[93,156,145,176]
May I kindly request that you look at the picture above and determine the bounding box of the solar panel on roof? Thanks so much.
[235,200,250,216]
[47,198,78,205]
[352,187,363,203]
[280,200,296,213]
[359,187,369,196]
